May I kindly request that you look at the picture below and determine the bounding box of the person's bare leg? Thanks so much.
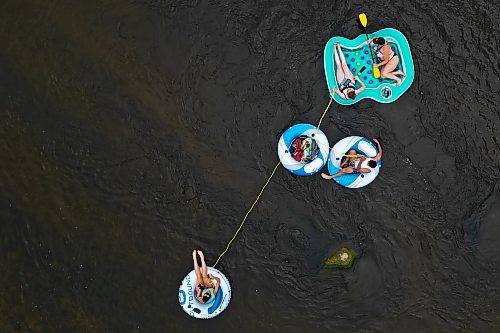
[391,69,405,76]
[381,57,404,84]
[193,250,202,283]
[197,250,213,286]
[321,167,349,180]
[337,44,354,79]
[197,251,207,277]
[334,44,346,83]
[381,62,401,84]
[321,172,336,180]
[382,56,399,74]
[382,71,402,86]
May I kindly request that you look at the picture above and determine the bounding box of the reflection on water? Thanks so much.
[0,0,499,331]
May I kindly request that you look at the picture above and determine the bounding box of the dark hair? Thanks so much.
[202,293,211,303]
[368,160,377,168]
[347,90,356,99]
[374,37,386,45]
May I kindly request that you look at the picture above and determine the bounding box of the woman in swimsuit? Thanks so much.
[332,42,366,100]
[193,250,220,304]
[321,139,383,180]
[321,149,370,179]
[368,37,405,86]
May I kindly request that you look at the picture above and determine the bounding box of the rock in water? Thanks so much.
[323,247,356,269]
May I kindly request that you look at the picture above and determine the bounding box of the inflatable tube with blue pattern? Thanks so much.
[277,124,329,176]
[326,136,381,188]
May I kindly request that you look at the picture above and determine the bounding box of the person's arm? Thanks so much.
[340,158,349,167]
[356,156,366,172]
[354,77,365,95]
[333,88,345,99]
[373,138,383,161]
[213,277,221,294]
[367,37,377,44]
[375,59,389,67]
[374,45,390,67]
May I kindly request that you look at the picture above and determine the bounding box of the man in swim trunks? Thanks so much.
[193,250,220,304]
[321,138,383,180]
[368,37,405,86]
[332,42,366,100]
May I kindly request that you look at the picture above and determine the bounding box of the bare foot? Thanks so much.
[395,78,402,86]
[197,250,204,259]
[321,173,333,180]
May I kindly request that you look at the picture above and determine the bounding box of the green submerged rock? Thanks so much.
[323,247,356,269]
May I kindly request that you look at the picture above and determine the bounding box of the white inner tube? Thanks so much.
[328,136,381,188]
[178,267,231,319]
[277,125,329,175]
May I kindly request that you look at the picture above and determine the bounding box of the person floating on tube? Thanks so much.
[321,138,382,180]
[192,250,220,304]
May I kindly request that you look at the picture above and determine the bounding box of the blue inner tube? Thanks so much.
[326,136,382,188]
[277,124,329,176]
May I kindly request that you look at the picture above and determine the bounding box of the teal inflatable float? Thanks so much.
[324,28,414,105]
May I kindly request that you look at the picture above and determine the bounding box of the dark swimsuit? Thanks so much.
[374,44,396,61]
[342,159,359,174]
[339,77,355,93]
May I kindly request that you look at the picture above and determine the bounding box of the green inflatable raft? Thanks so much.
[324,28,415,105]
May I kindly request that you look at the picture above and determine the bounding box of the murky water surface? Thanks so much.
[1,0,499,331]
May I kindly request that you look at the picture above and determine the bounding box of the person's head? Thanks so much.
[373,37,386,45]
[347,89,356,100]
[368,160,377,168]
[202,291,212,303]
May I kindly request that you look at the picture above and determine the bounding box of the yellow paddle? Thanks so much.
[358,13,381,79]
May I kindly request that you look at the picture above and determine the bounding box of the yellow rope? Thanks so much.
[212,92,334,267]
[213,161,281,267]
[316,93,333,128]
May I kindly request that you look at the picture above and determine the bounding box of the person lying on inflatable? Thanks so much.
[321,138,382,179]
[192,250,220,304]
[332,42,366,100]
[368,37,406,86]
[290,135,319,163]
